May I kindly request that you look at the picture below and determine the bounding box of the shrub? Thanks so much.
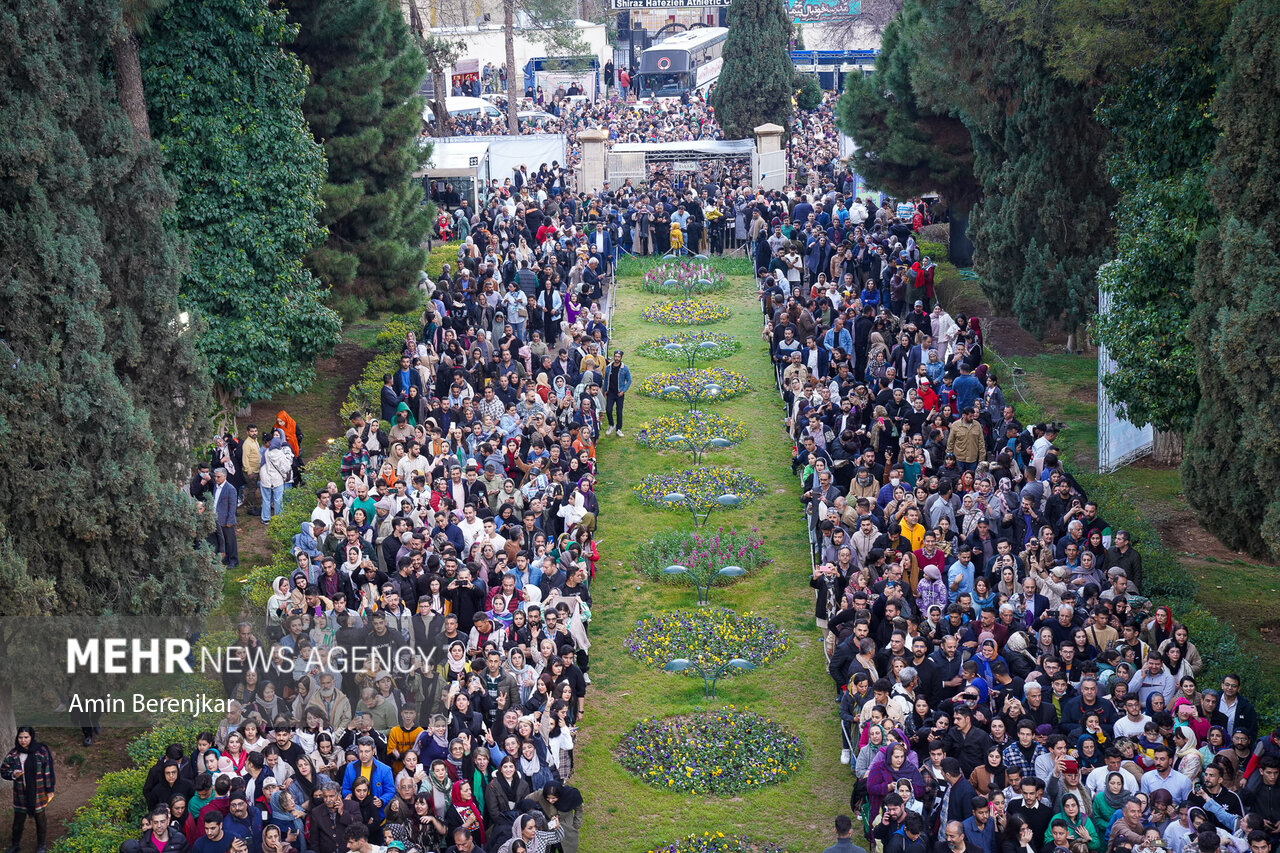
[425,242,460,279]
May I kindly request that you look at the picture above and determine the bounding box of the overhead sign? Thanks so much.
[611,0,730,8]
[785,0,861,21]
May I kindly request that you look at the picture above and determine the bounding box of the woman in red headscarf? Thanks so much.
[446,779,485,845]
[275,410,300,456]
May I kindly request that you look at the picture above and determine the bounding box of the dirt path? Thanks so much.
[0,728,135,844]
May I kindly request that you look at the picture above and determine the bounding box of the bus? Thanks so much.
[635,27,729,99]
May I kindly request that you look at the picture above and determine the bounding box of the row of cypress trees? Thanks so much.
[0,0,433,738]
[837,0,1280,563]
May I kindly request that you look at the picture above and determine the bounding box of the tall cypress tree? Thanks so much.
[286,0,430,316]
[0,0,222,738]
[1182,0,1280,562]
[907,0,1113,341]
[710,0,793,140]
[142,0,342,429]
[836,0,979,263]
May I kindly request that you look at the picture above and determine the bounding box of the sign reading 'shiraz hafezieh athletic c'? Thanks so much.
[611,0,731,9]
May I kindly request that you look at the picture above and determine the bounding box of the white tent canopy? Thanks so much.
[610,140,754,157]
[422,140,491,175]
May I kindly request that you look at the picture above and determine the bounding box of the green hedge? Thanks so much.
[55,309,418,852]
[426,242,460,279]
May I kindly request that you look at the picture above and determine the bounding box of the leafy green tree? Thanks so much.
[286,0,431,316]
[142,0,341,429]
[711,0,794,139]
[1092,54,1219,453]
[1183,0,1280,562]
[907,0,1113,342]
[0,0,221,741]
[836,0,979,262]
[795,74,822,111]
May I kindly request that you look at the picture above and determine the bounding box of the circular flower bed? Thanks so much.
[625,608,789,674]
[635,411,748,450]
[641,298,732,326]
[636,331,739,363]
[618,708,804,795]
[642,260,730,295]
[632,466,764,512]
[647,835,788,853]
[637,367,749,402]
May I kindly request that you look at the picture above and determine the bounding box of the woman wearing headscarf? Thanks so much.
[260,431,294,524]
[1,728,55,853]
[446,779,485,846]
[865,741,926,823]
[1171,725,1203,780]
[527,781,583,853]
[1091,771,1130,838]
[275,410,301,456]
[970,745,1008,796]
[1045,793,1099,852]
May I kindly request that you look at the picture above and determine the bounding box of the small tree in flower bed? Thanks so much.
[642,259,731,294]
[633,527,770,587]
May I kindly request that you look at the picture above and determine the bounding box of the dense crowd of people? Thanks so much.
[753,197,1280,853]
[429,88,854,256]
[10,65,1267,853]
[110,215,626,853]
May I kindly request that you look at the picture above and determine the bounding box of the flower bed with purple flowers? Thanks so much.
[642,260,731,294]
[617,708,805,795]
[633,527,770,586]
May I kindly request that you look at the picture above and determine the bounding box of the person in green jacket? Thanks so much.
[1046,793,1100,852]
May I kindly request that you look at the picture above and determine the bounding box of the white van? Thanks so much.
[423,96,504,123]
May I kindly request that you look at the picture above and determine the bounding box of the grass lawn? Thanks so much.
[573,263,849,853]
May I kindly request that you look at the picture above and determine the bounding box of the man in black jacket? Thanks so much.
[307,782,360,853]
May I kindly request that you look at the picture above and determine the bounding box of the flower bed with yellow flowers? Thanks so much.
[635,331,740,363]
[632,466,764,512]
[637,367,749,402]
[634,411,748,450]
[641,299,732,326]
[624,608,789,674]
[617,708,804,795]
[646,834,788,853]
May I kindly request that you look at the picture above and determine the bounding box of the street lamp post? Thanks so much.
[660,381,722,414]
[660,276,714,299]
[661,491,742,529]
[662,561,747,604]
[665,433,733,465]
[663,339,720,370]
[663,655,757,698]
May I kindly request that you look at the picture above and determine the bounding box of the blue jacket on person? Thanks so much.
[953,373,983,413]
[341,757,396,817]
